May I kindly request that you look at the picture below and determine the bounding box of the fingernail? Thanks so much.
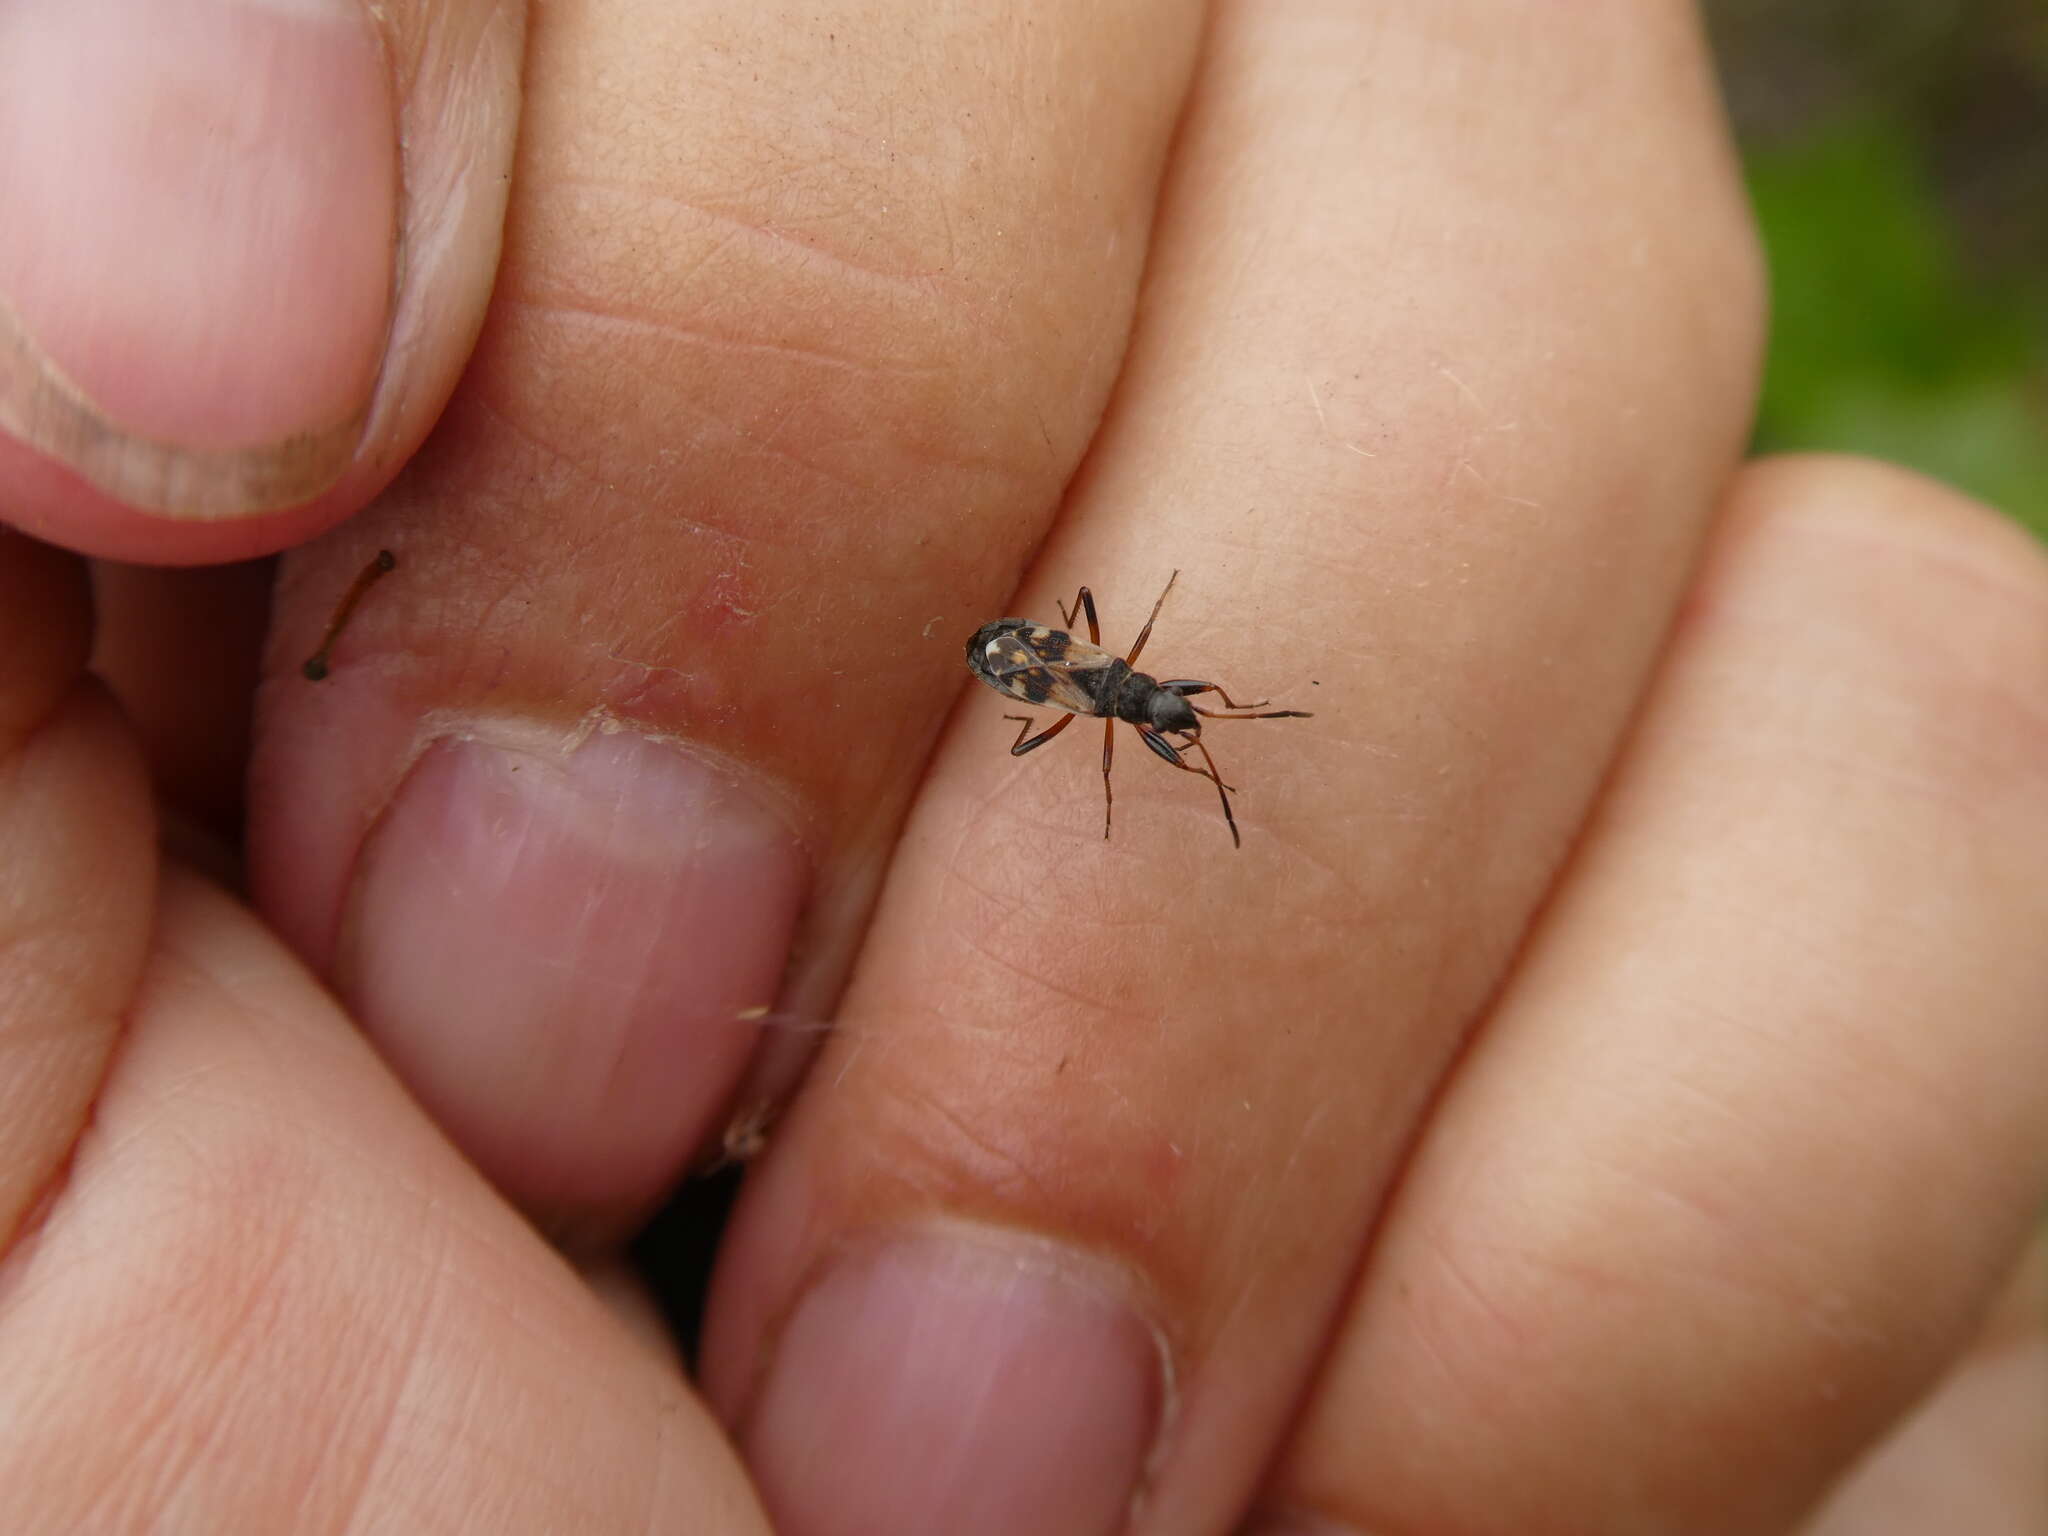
[746,1229,1166,1536]
[338,728,808,1228]
[0,0,395,516]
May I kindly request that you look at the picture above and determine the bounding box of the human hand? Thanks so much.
[5,2,2046,1534]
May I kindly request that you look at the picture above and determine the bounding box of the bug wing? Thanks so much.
[977,627,1118,713]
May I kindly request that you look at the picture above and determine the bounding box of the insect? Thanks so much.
[965,570,1312,848]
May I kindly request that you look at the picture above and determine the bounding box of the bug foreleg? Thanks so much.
[1160,679,1313,719]
[1005,712,1076,754]
[1157,678,1272,710]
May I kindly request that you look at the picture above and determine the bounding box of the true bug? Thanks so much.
[965,570,1311,848]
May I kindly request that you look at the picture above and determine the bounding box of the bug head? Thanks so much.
[1148,690,1201,736]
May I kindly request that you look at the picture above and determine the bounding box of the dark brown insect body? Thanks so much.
[965,571,1311,848]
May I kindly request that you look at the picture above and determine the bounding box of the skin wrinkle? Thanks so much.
[951,921,1125,1036]
[414,450,775,596]
[465,333,1040,546]
[1551,1144,1786,1298]
[929,862,1037,931]
[108,1246,312,1520]
[947,910,1133,1019]
[272,1239,454,1534]
[511,292,953,380]
[927,1096,1060,1209]
[537,179,970,301]
[1407,1234,1572,1422]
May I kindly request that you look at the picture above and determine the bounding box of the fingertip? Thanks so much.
[1731,452,2048,583]
[330,727,810,1235]
[1707,453,2048,805]
[0,0,395,524]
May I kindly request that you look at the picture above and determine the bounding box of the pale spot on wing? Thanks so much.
[985,634,1037,673]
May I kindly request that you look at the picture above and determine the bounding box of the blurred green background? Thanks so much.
[1706,0,2047,537]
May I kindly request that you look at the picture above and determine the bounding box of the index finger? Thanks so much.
[244,0,1212,1237]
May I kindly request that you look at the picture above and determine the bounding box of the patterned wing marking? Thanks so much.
[978,626,1120,714]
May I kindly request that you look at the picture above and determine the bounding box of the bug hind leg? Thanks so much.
[1140,727,1243,849]
[1182,734,1242,849]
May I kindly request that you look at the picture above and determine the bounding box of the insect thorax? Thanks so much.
[1111,668,1191,732]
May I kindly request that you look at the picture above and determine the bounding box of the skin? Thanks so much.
[3,1,2045,1532]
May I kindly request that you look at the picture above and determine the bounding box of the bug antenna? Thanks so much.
[1124,569,1181,667]
[302,549,397,681]
[1145,569,1179,629]
[1190,705,1314,721]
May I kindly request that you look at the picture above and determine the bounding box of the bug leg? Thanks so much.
[1101,717,1116,839]
[1139,727,1242,849]
[1056,587,1101,645]
[1141,730,1237,792]
[1005,712,1076,754]
[1157,678,1273,710]
[1183,734,1242,850]
[1161,679,1314,720]
[1123,569,1180,665]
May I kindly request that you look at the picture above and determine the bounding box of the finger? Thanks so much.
[0,0,523,563]
[0,528,154,1246]
[1253,459,2048,1534]
[247,0,1207,1236]
[1804,1233,2048,1536]
[702,5,1761,1534]
[0,865,771,1533]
